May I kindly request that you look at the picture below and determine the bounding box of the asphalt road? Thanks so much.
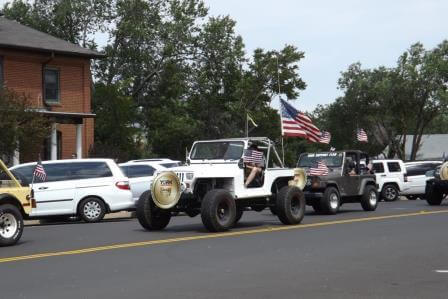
[2,199,448,299]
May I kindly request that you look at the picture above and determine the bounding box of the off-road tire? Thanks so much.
[381,184,399,202]
[320,187,340,215]
[0,204,23,247]
[234,209,244,224]
[361,185,378,211]
[426,184,443,206]
[79,197,106,223]
[276,186,305,225]
[136,191,171,230]
[201,189,236,232]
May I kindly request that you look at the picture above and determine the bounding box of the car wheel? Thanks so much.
[201,189,236,232]
[321,187,340,215]
[276,186,305,225]
[382,184,399,202]
[234,209,244,224]
[79,197,106,223]
[136,191,171,230]
[0,204,24,247]
[361,185,378,211]
[426,185,443,206]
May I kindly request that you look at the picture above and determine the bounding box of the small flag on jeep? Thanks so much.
[308,160,329,176]
[33,160,47,182]
[243,149,263,165]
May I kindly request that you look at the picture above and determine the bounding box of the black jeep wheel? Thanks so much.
[0,204,23,247]
[201,189,236,232]
[426,184,443,206]
[361,185,378,211]
[136,191,171,230]
[381,184,399,202]
[320,187,340,215]
[276,186,305,225]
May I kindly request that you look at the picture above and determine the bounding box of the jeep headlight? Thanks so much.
[186,172,194,180]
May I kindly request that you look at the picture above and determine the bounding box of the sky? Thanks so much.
[203,0,448,111]
[1,0,447,112]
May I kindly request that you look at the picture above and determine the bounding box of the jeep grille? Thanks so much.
[176,172,185,182]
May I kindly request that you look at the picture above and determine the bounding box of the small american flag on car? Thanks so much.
[33,160,47,182]
[243,149,263,165]
[308,160,329,176]
[319,131,331,144]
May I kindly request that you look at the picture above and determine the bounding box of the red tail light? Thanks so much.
[116,181,130,190]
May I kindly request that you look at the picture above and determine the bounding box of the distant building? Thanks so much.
[0,16,104,164]
[402,134,447,161]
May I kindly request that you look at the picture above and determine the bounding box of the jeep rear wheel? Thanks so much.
[426,185,443,206]
[136,191,171,230]
[201,189,236,232]
[321,187,340,215]
[382,184,399,202]
[276,186,305,225]
[361,185,378,211]
[0,204,23,247]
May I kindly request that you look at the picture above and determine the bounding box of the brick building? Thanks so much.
[0,16,104,164]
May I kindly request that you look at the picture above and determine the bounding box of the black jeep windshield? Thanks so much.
[190,141,244,160]
[298,152,344,167]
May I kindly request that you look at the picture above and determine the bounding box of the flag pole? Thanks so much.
[245,113,249,137]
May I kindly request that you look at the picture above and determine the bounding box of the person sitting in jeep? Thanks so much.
[244,144,264,188]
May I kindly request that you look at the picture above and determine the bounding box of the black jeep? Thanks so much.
[425,163,448,205]
[297,150,378,214]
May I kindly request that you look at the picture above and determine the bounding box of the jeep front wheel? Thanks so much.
[276,186,305,225]
[136,191,171,230]
[0,204,24,247]
[201,189,236,232]
[321,187,340,215]
[426,185,443,206]
[361,185,378,211]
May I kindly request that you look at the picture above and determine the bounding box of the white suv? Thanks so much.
[372,159,406,201]
[9,159,134,222]
[119,159,181,204]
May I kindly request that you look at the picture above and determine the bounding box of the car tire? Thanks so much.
[361,185,378,211]
[0,204,24,247]
[201,189,236,232]
[276,186,305,225]
[234,209,243,224]
[136,191,171,230]
[79,197,106,223]
[426,184,443,206]
[381,184,399,202]
[320,187,340,215]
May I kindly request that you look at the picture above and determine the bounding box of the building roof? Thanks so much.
[0,16,104,58]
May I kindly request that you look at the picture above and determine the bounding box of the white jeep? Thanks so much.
[136,137,307,232]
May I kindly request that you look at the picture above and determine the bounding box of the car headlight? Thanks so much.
[186,172,194,180]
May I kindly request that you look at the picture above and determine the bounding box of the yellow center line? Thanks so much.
[2,209,448,264]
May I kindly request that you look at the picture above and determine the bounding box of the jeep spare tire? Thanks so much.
[201,189,236,232]
[276,186,305,225]
[0,204,24,247]
[361,185,378,211]
[151,171,181,209]
[137,190,171,230]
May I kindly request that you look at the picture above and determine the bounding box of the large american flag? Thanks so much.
[308,160,329,176]
[319,131,331,144]
[357,128,368,143]
[33,160,47,182]
[280,99,321,142]
[243,149,263,165]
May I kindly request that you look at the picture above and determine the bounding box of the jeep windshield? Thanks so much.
[298,152,344,168]
[0,169,18,188]
[190,141,244,160]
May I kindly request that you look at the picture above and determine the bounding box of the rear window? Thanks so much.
[43,162,113,182]
[120,165,155,178]
[372,163,384,173]
[387,162,401,172]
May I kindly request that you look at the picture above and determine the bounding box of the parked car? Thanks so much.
[119,159,181,204]
[9,159,134,222]
[371,159,406,201]
[402,161,443,200]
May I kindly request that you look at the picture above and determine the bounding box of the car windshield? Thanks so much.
[298,152,344,167]
[190,141,244,160]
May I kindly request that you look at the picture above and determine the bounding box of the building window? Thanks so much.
[44,68,60,103]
